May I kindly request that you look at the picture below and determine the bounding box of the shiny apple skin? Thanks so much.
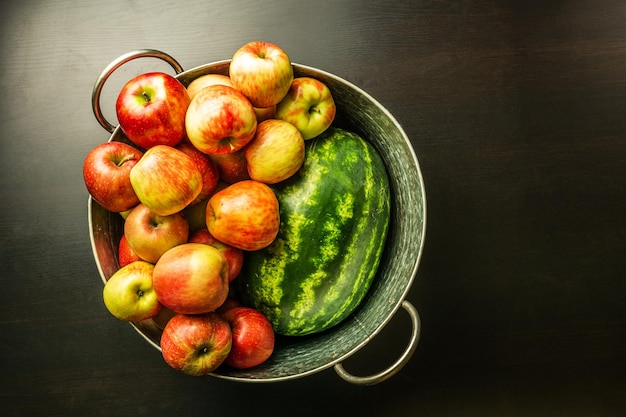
[152,243,229,315]
[160,312,232,376]
[206,180,280,251]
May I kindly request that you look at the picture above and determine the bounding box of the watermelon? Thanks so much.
[237,127,390,336]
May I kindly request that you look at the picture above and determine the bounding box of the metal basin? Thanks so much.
[89,50,426,385]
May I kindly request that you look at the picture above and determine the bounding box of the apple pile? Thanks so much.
[83,41,337,376]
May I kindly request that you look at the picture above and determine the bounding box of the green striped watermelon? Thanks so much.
[237,127,390,336]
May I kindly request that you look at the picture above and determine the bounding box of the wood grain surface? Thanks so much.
[0,1,624,416]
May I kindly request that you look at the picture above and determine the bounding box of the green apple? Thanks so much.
[244,119,305,184]
[275,77,336,140]
[130,145,203,216]
[102,261,162,322]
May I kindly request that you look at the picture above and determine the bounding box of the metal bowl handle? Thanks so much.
[334,300,421,385]
[91,49,184,133]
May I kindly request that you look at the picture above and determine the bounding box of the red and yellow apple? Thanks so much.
[188,228,244,282]
[152,243,229,315]
[160,312,232,376]
[185,85,257,155]
[186,73,234,100]
[124,203,189,264]
[130,145,203,216]
[244,119,305,184]
[206,180,280,251]
[115,72,190,149]
[229,41,294,108]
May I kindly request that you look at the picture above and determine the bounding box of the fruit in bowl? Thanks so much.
[87,40,425,383]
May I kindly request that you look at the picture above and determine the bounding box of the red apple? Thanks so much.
[118,234,143,267]
[221,307,275,369]
[206,180,280,251]
[83,141,143,213]
[244,119,305,184]
[275,77,336,140]
[175,141,220,205]
[185,85,257,155]
[215,296,243,315]
[152,243,229,315]
[188,228,244,282]
[229,41,294,108]
[186,73,234,100]
[208,150,250,183]
[102,261,162,322]
[160,312,232,376]
[115,71,190,149]
[130,145,203,216]
[124,203,189,264]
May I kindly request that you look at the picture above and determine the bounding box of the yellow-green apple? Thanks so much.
[229,41,294,108]
[185,85,257,155]
[119,207,134,219]
[181,196,210,234]
[275,77,336,140]
[152,243,229,315]
[221,307,275,369]
[83,141,143,213]
[181,183,229,234]
[206,180,280,251]
[118,234,143,267]
[124,203,189,264]
[115,72,190,149]
[208,150,250,183]
[160,312,232,376]
[188,228,244,282]
[186,73,234,100]
[102,261,162,322]
[175,141,220,205]
[130,145,203,216]
[254,105,276,123]
[244,119,305,184]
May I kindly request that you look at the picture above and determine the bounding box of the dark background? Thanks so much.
[1,0,624,416]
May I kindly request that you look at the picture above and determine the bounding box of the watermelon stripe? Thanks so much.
[239,127,390,336]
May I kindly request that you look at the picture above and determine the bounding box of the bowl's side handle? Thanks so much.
[334,300,421,386]
[91,49,184,133]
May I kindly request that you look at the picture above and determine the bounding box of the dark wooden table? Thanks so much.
[1,1,624,416]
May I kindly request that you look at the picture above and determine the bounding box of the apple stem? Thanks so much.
[117,153,138,167]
